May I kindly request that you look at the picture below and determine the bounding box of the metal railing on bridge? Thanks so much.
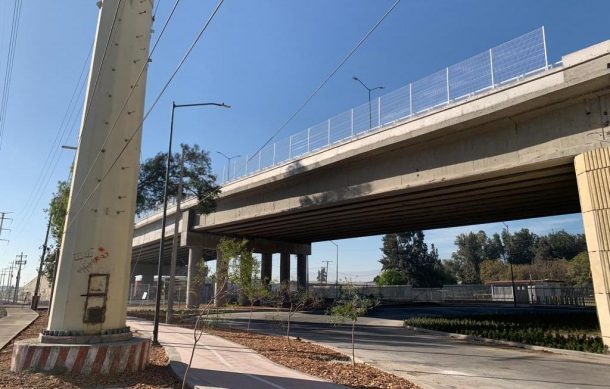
[220,27,553,184]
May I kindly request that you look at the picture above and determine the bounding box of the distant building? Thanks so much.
[20,276,52,303]
[488,280,564,304]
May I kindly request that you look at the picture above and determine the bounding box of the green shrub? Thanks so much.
[404,312,607,354]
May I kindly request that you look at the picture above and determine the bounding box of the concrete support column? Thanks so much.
[186,247,203,308]
[297,254,307,291]
[261,252,272,287]
[214,249,228,307]
[575,147,610,347]
[280,253,290,286]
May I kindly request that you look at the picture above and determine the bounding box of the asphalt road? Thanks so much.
[214,307,610,389]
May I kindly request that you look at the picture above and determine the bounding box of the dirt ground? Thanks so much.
[0,313,180,388]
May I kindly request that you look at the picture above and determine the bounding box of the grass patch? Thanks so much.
[0,308,6,319]
[405,312,607,354]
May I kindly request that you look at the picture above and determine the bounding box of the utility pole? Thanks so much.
[0,212,12,244]
[6,261,14,303]
[322,260,332,284]
[32,214,52,310]
[13,252,27,304]
[0,269,8,303]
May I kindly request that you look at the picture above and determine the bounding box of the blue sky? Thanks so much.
[0,0,606,285]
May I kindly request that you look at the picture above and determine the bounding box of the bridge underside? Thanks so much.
[197,162,580,243]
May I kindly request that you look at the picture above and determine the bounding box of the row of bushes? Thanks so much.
[404,315,607,354]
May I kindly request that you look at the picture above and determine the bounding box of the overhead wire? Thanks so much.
[247,0,401,162]
[14,46,93,234]
[0,0,23,153]
[64,0,226,234]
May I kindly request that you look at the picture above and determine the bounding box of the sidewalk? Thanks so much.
[0,306,38,350]
[128,317,345,389]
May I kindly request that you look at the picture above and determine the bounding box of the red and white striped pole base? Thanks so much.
[10,337,150,374]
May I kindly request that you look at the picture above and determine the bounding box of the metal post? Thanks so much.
[272,143,276,165]
[377,97,381,127]
[446,67,450,103]
[288,135,292,159]
[409,83,413,116]
[368,89,372,130]
[245,154,249,174]
[489,48,495,87]
[166,146,185,324]
[153,102,176,344]
[542,26,548,69]
[307,127,311,152]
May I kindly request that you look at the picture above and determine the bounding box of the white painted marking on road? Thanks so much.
[439,370,474,376]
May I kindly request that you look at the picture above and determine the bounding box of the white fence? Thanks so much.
[221,27,551,183]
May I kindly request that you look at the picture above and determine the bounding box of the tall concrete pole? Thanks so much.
[47,0,153,335]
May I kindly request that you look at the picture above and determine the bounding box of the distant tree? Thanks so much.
[484,233,505,260]
[480,259,509,283]
[379,231,442,287]
[136,144,220,215]
[374,268,408,285]
[316,267,327,283]
[451,231,488,284]
[503,228,537,265]
[534,230,587,262]
[567,252,592,286]
[42,179,70,284]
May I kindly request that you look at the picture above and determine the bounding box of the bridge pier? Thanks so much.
[575,148,610,347]
[186,247,203,308]
[297,254,307,291]
[280,253,291,286]
[261,252,272,287]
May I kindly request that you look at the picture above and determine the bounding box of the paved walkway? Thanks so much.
[219,311,610,389]
[0,306,38,350]
[128,317,345,389]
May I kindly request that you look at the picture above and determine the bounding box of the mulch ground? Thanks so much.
[0,313,180,388]
[205,327,420,389]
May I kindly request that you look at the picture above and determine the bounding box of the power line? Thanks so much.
[64,0,226,234]
[14,0,124,237]
[14,46,92,233]
[0,0,23,152]
[248,0,401,161]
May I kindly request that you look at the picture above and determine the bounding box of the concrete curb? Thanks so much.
[403,325,610,360]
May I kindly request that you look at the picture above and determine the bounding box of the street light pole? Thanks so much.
[216,151,240,182]
[352,76,384,130]
[329,240,339,297]
[152,101,230,345]
[502,222,517,308]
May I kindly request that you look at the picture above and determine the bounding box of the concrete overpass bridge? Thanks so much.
[132,39,610,345]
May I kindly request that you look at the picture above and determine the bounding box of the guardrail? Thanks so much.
[220,27,552,184]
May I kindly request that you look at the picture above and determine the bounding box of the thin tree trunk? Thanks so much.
[248,302,254,332]
[351,319,356,367]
